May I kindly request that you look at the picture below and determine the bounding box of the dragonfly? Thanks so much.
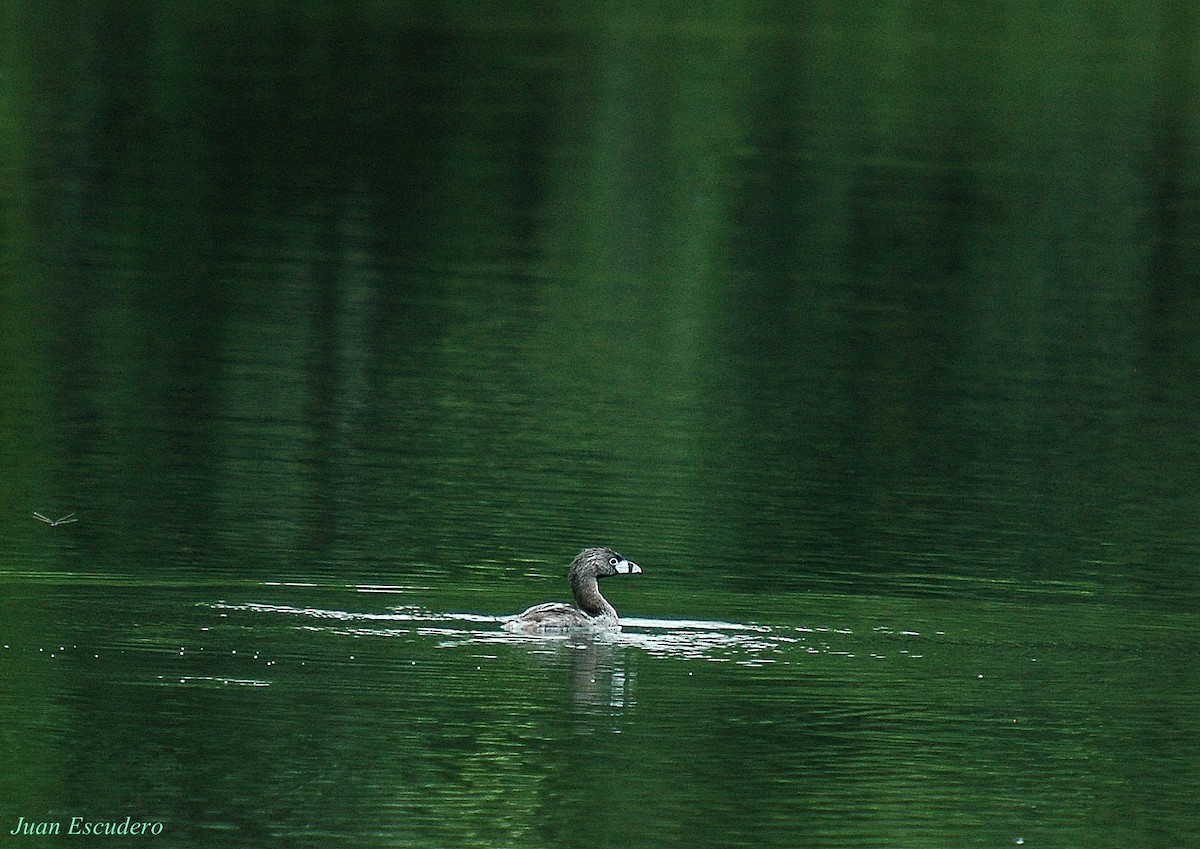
[33,512,77,527]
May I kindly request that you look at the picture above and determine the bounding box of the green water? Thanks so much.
[2,3,1199,848]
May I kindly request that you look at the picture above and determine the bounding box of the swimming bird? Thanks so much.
[503,547,641,633]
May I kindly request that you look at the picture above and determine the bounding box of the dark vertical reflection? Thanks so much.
[1146,0,1200,362]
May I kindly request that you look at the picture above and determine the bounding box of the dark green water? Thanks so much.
[3,3,1200,848]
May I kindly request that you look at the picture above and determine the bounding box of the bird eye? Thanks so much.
[609,557,618,566]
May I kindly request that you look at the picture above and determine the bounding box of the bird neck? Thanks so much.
[570,571,615,618]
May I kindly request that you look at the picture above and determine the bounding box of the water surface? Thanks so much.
[2,3,1199,848]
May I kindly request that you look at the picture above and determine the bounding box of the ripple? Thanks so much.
[202,601,868,666]
[207,601,499,626]
[148,675,271,688]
